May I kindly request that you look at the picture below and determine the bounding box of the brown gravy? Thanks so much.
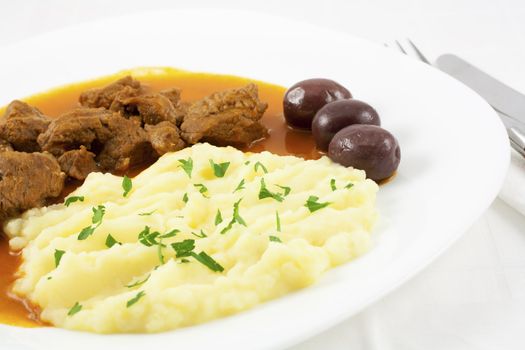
[0,67,323,327]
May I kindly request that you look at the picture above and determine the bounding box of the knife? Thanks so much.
[435,54,525,156]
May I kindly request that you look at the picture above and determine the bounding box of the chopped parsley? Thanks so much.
[126,291,146,308]
[126,274,150,288]
[92,205,105,225]
[171,239,195,258]
[233,179,245,193]
[178,158,193,178]
[171,239,224,272]
[254,161,268,174]
[215,209,223,225]
[105,234,121,248]
[269,235,282,243]
[182,192,189,203]
[160,229,179,239]
[190,229,207,238]
[345,182,354,189]
[304,196,331,212]
[220,198,246,234]
[122,175,132,197]
[138,209,157,216]
[193,183,209,197]
[157,240,166,264]
[244,160,251,165]
[137,226,160,247]
[64,196,84,207]
[258,178,284,202]
[330,178,337,191]
[54,249,65,267]
[67,302,82,316]
[209,160,230,178]
[276,185,291,196]
[192,252,224,272]
[77,205,106,240]
[276,211,281,232]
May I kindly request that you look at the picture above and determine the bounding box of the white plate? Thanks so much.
[0,9,509,350]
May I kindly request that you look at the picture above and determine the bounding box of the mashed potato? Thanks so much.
[4,143,378,333]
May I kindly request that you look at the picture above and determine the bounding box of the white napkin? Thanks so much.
[498,149,525,215]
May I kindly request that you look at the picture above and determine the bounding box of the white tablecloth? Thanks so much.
[1,1,524,349]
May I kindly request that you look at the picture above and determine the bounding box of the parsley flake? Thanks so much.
[54,249,65,267]
[209,160,230,178]
[122,175,132,197]
[138,209,157,216]
[193,183,209,197]
[137,226,161,247]
[77,226,96,240]
[157,240,166,264]
[126,274,150,288]
[105,234,121,248]
[345,182,354,189]
[330,178,337,191]
[276,211,281,232]
[160,229,179,239]
[126,291,146,308]
[269,235,282,243]
[170,240,224,272]
[220,198,246,234]
[182,192,189,203]
[191,251,224,272]
[254,161,268,174]
[91,205,106,225]
[171,239,195,258]
[178,158,193,178]
[78,205,106,240]
[215,209,223,226]
[258,178,284,202]
[190,229,207,238]
[276,185,291,196]
[67,302,82,316]
[304,196,331,212]
[64,196,84,207]
[233,179,245,193]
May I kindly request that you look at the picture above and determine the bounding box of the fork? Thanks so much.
[387,38,525,157]
[384,39,431,64]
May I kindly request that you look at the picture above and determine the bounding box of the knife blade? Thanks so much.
[436,54,525,125]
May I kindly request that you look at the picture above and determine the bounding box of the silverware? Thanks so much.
[387,39,525,157]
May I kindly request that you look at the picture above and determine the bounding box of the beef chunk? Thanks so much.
[0,100,50,152]
[160,88,188,125]
[0,139,12,153]
[180,83,268,147]
[97,114,154,171]
[145,121,186,156]
[79,76,142,109]
[58,146,98,180]
[37,108,113,156]
[110,92,185,126]
[0,151,65,221]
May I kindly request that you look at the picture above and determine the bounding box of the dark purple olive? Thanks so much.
[283,78,352,130]
[312,99,380,151]
[328,124,400,182]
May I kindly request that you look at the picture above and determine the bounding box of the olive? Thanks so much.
[312,99,380,151]
[283,78,352,129]
[328,125,400,181]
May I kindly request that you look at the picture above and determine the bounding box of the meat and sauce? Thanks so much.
[0,152,65,221]
[181,83,268,147]
[0,100,50,152]
[0,76,269,221]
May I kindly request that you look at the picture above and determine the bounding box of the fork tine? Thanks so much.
[395,40,407,54]
[407,39,431,64]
